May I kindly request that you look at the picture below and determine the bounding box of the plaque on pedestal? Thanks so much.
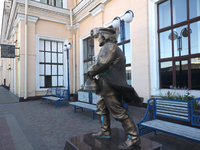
[65,128,162,150]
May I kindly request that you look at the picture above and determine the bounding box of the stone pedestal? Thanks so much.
[65,128,162,150]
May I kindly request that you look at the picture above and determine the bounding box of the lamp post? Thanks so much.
[168,28,192,88]
[63,43,72,101]
[112,10,134,110]
[112,10,134,54]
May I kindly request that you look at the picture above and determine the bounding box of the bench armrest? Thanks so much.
[191,97,200,127]
[44,88,52,96]
[138,98,155,125]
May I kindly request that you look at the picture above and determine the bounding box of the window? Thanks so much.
[39,40,64,88]
[83,37,94,83]
[40,0,63,8]
[158,0,200,90]
[116,22,132,85]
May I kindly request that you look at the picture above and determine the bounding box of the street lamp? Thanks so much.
[168,27,192,88]
[63,43,72,101]
[112,10,134,110]
[112,10,134,54]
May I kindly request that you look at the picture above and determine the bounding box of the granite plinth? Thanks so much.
[65,128,162,150]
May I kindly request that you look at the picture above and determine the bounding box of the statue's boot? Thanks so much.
[92,115,111,138]
[118,118,141,149]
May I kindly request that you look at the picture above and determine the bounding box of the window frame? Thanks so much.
[83,37,94,83]
[35,34,68,91]
[40,0,63,8]
[158,0,200,90]
[39,40,64,88]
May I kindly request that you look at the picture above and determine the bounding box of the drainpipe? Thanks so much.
[24,0,28,99]
[70,9,76,93]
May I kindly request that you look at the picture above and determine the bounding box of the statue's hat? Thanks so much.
[99,27,116,34]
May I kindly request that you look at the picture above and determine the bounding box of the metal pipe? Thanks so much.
[70,9,76,93]
[24,0,28,99]
[67,48,70,100]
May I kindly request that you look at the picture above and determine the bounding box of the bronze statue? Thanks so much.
[86,27,142,149]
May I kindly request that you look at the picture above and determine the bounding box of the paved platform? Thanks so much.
[0,87,200,150]
[0,86,18,104]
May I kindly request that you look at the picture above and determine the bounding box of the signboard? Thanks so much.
[1,44,15,58]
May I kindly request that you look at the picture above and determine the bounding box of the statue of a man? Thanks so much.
[87,27,142,149]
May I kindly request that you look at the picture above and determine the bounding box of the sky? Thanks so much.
[0,0,4,35]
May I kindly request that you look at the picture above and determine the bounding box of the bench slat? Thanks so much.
[156,112,189,120]
[141,119,200,141]
[157,110,188,117]
[156,107,188,114]
[69,102,97,111]
[156,104,188,110]
[157,99,188,104]
[156,102,188,107]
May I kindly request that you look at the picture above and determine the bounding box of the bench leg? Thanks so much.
[81,108,83,111]
[92,111,94,119]
[74,106,76,113]
[66,100,68,106]
[154,130,156,135]
[55,101,58,109]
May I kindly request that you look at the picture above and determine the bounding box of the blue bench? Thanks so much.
[69,91,98,119]
[41,87,69,108]
[138,98,200,143]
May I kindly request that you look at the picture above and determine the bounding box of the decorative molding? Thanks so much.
[28,0,70,17]
[73,23,80,30]
[66,24,72,30]
[101,0,111,5]
[73,0,94,17]
[15,13,39,23]
[76,12,91,23]
[6,0,70,39]
[11,27,18,36]
[19,8,70,23]
[66,23,80,31]
[90,3,104,17]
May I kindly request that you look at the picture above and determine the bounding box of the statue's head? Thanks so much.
[98,27,117,47]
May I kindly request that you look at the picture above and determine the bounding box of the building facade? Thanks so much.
[0,0,200,102]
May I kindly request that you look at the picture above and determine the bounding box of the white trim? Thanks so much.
[19,8,70,23]
[149,0,161,96]
[101,0,111,5]
[73,0,94,17]
[29,0,70,16]
[35,34,68,91]
[16,13,39,23]
[80,33,90,87]
[90,3,104,17]
[76,12,91,23]
[63,0,67,9]
[73,0,101,23]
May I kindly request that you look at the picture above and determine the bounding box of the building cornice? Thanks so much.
[73,0,111,24]
[15,13,39,24]
[6,0,70,40]
[90,3,104,17]
[73,0,95,17]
